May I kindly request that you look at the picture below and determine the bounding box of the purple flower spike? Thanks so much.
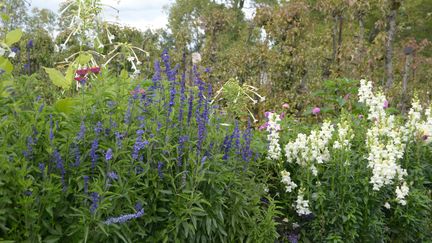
[105,148,113,161]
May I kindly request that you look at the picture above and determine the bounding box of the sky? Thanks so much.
[29,0,173,30]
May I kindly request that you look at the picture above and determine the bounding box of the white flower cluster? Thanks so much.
[419,107,432,144]
[358,80,409,204]
[285,121,334,175]
[395,181,409,205]
[294,188,311,216]
[333,120,354,150]
[358,79,387,121]
[266,112,282,160]
[402,99,423,142]
[280,170,297,192]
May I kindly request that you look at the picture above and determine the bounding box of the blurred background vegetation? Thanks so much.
[1,0,431,117]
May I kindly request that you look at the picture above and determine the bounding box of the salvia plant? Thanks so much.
[0,50,279,242]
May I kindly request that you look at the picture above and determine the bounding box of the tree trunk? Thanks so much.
[385,9,397,89]
[399,53,413,113]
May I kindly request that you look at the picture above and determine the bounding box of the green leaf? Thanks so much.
[0,56,13,74]
[44,67,71,90]
[5,29,23,46]
[54,98,76,114]
[75,53,92,65]
[120,69,129,80]
[65,65,74,86]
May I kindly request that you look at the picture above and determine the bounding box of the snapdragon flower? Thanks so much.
[359,80,411,204]
[333,120,354,150]
[281,170,297,192]
[285,121,334,168]
[294,188,311,216]
[266,112,282,160]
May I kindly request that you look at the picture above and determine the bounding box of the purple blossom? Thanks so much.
[103,207,144,225]
[177,135,188,167]
[242,120,253,163]
[187,90,194,125]
[23,136,35,160]
[71,143,81,167]
[222,133,233,161]
[39,163,45,177]
[152,60,162,83]
[38,103,45,113]
[157,162,164,179]
[312,107,320,115]
[107,171,118,180]
[115,131,124,149]
[105,148,113,161]
[27,39,33,49]
[132,130,149,160]
[178,73,186,124]
[90,192,100,214]
[53,149,66,192]
[77,121,86,141]
[232,121,241,155]
[288,233,299,243]
[94,121,103,135]
[84,175,89,194]
[90,139,99,171]
[49,114,54,144]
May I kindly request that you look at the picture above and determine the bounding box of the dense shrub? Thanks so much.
[0,53,278,242]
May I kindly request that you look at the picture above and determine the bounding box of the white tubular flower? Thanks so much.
[384,202,391,209]
[359,80,411,203]
[395,182,409,205]
[403,99,423,141]
[333,120,354,150]
[8,51,16,58]
[284,121,334,175]
[294,189,311,216]
[281,170,297,192]
[266,112,282,160]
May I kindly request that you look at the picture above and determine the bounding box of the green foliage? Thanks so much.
[0,56,278,241]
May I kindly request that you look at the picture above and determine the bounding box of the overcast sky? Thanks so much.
[29,0,173,30]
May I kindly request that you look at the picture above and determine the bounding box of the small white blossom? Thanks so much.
[395,182,409,205]
[384,202,391,209]
[294,189,311,216]
[266,112,282,160]
[280,170,297,192]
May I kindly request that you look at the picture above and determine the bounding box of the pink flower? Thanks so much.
[90,66,101,74]
[358,114,364,119]
[383,100,389,109]
[280,112,286,119]
[259,122,269,131]
[264,112,271,118]
[312,107,320,115]
[282,103,290,109]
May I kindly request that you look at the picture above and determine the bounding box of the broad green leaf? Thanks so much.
[76,53,92,65]
[0,56,13,74]
[65,65,75,86]
[54,98,76,114]
[5,29,23,46]
[44,67,71,90]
